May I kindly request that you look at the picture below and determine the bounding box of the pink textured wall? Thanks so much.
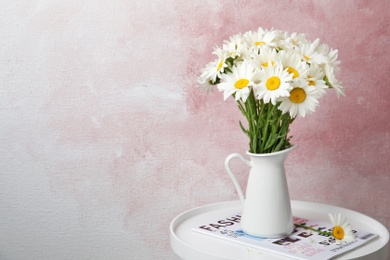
[0,0,389,259]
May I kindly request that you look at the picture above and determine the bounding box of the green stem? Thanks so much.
[261,102,275,152]
[294,224,332,236]
[246,91,259,153]
[236,93,294,154]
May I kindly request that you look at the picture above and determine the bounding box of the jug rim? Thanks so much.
[246,144,297,157]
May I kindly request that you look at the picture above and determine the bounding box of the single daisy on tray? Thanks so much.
[255,63,293,105]
[217,61,256,102]
[329,213,355,242]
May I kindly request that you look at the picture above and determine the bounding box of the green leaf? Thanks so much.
[239,121,249,136]
[324,75,334,88]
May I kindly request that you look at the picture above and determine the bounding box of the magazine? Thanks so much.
[192,212,379,259]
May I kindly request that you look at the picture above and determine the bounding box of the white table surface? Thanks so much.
[170,200,389,260]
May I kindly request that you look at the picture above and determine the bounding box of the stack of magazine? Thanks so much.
[192,212,379,259]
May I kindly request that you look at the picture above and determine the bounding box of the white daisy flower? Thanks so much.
[329,213,355,242]
[255,63,293,105]
[251,47,278,69]
[269,28,285,47]
[198,47,228,84]
[319,43,341,74]
[244,27,278,49]
[278,80,319,118]
[283,32,308,49]
[222,33,249,59]
[298,38,328,65]
[306,65,328,97]
[325,66,345,96]
[217,61,257,102]
[279,50,308,80]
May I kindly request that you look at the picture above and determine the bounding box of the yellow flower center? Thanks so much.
[235,79,249,89]
[304,55,311,61]
[332,226,345,240]
[289,88,306,103]
[217,60,224,71]
[262,61,275,67]
[255,41,266,46]
[287,67,299,78]
[266,76,281,90]
[307,76,315,86]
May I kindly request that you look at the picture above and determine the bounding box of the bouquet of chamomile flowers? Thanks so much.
[198,27,344,154]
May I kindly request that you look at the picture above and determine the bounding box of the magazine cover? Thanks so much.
[192,212,379,260]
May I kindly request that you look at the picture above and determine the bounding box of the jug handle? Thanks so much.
[224,153,252,205]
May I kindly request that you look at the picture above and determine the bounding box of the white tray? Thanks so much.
[170,200,389,260]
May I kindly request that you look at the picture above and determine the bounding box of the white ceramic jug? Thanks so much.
[224,145,297,238]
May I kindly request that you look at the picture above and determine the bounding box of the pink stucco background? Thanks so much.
[1,0,389,259]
